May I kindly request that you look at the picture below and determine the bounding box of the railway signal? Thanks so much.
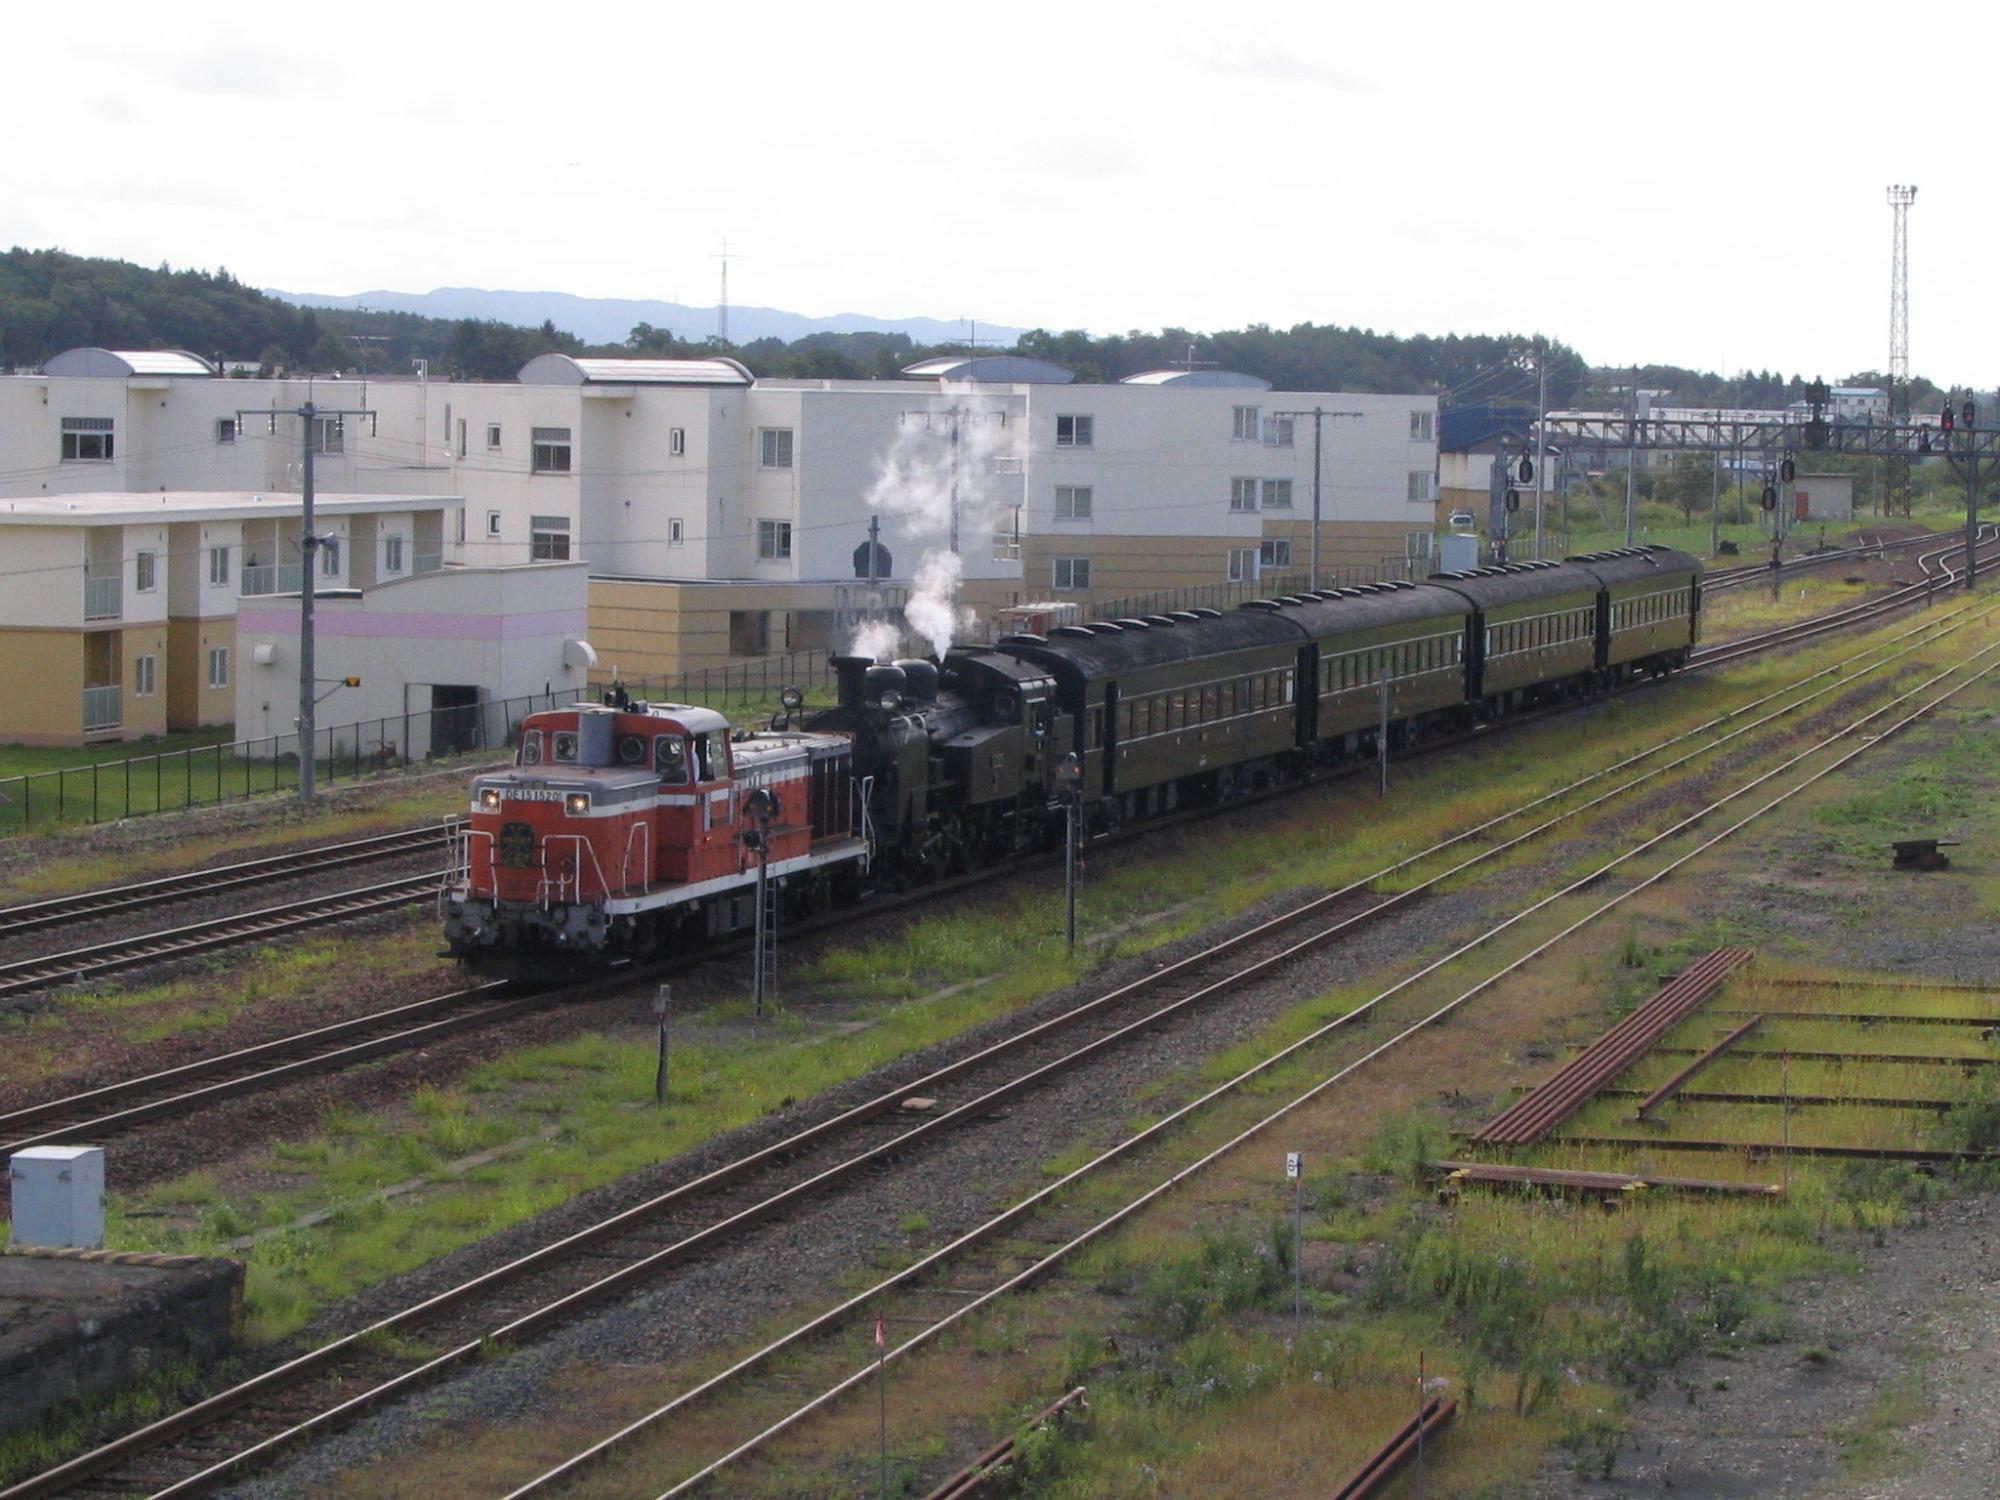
[1058,754,1083,953]
[744,788,778,1016]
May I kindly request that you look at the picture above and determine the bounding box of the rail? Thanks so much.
[18,588,1999,1499]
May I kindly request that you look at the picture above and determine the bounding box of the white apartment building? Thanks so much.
[0,490,461,745]
[0,349,1437,684]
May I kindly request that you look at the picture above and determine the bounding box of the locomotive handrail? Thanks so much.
[537,833,609,911]
[620,821,651,895]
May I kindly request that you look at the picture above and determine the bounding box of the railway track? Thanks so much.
[509,590,2000,1500]
[1,530,1992,1156]
[0,823,454,942]
[0,874,439,1003]
[14,589,1998,1500]
[1702,523,1970,592]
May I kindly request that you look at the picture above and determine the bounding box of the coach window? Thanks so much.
[552,732,579,762]
[654,736,689,784]
[520,731,544,766]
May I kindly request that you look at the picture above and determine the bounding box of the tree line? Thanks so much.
[0,246,1942,410]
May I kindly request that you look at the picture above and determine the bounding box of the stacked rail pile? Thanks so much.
[1470,947,1754,1148]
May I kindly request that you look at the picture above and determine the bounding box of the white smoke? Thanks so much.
[849,619,902,663]
[851,397,1012,659]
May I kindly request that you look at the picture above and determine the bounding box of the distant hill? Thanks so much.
[266,286,1023,350]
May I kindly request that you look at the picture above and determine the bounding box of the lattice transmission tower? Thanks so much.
[1886,185,1917,512]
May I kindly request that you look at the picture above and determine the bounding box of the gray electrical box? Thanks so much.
[10,1145,106,1249]
[1439,532,1480,574]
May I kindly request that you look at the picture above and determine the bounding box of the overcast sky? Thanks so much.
[9,2,1993,384]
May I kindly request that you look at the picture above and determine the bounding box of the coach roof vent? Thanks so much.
[517,353,754,387]
[1051,624,1098,638]
[44,348,216,378]
[1144,614,1178,627]
[1241,599,1284,611]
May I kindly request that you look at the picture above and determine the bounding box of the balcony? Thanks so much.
[83,573,122,621]
[82,685,120,733]
[412,552,443,575]
[242,563,305,596]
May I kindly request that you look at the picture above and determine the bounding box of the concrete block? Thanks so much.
[10,1146,106,1249]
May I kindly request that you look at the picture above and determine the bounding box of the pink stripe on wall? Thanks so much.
[236,608,589,641]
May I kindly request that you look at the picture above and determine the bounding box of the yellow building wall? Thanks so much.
[0,629,86,745]
[120,624,170,741]
[169,619,237,730]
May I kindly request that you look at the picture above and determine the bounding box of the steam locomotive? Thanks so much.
[442,546,1700,972]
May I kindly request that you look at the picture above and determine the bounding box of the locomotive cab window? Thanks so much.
[552,732,579,763]
[520,731,544,766]
[695,730,730,781]
[617,734,648,766]
[655,736,690,784]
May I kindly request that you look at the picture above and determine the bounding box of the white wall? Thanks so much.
[232,561,592,746]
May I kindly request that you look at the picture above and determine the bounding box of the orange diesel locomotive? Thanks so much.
[442,697,864,968]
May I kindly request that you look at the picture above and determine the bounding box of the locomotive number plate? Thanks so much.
[498,821,536,868]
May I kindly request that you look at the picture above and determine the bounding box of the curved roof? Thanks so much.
[1244,583,1468,634]
[1424,560,1604,608]
[900,355,1075,385]
[43,348,216,378]
[517,354,754,387]
[994,609,1303,681]
[1565,545,1703,588]
[1120,369,1273,390]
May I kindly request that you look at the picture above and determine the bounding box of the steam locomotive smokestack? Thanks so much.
[831,654,873,713]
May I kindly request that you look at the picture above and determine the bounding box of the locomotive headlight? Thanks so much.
[479,788,501,811]
[565,792,591,816]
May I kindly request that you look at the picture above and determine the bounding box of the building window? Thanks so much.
[669,518,685,546]
[215,418,237,444]
[486,424,502,450]
[134,654,157,697]
[1407,470,1434,502]
[757,519,793,560]
[1232,406,1260,441]
[758,428,794,469]
[1410,410,1435,442]
[1227,546,1258,582]
[530,515,572,561]
[1054,484,1093,520]
[1260,538,1292,568]
[455,509,467,545]
[669,427,686,456]
[443,402,452,444]
[1261,479,1293,509]
[207,647,230,689]
[1230,477,1259,513]
[321,537,341,577]
[60,416,114,462]
[992,507,1022,561]
[208,545,230,586]
[532,427,573,473]
[486,511,502,538]
[1055,414,1093,448]
[456,418,468,459]
[1268,415,1295,448]
[1407,531,1434,562]
[1053,556,1092,590]
[384,536,405,574]
[135,551,157,593]
[313,416,344,454]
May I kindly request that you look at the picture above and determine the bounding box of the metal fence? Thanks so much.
[610,647,843,709]
[0,685,587,836]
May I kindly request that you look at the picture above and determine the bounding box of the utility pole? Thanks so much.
[1271,406,1361,589]
[236,396,376,802]
[1625,371,1638,547]
[899,406,998,561]
[1532,343,1549,560]
[1887,186,1917,514]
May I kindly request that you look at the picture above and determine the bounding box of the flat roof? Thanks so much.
[0,491,463,527]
